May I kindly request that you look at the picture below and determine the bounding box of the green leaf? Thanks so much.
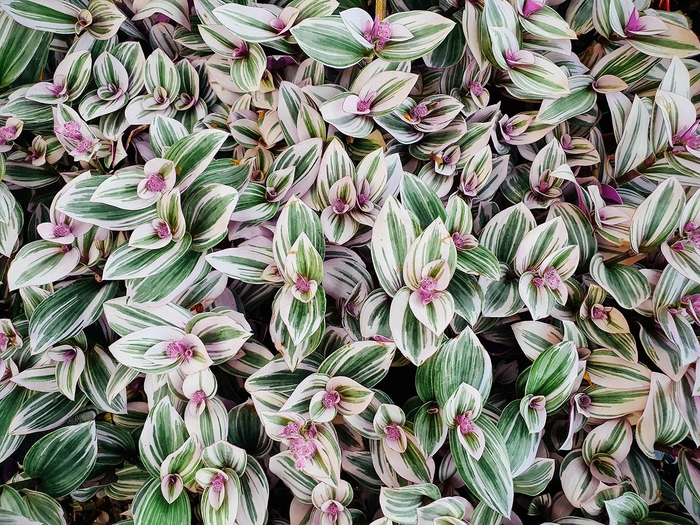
[513,457,555,496]
[589,254,651,309]
[291,17,369,68]
[379,484,441,524]
[164,129,229,190]
[372,197,416,296]
[139,397,188,478]
[7,241,80,290]
[0,12,52,88]
[317,340,396,388]
[450,415,513,517]
[525,341,579,413]
[133,479,191,525]
[401,173,446,229]
[29,279,117,355]
[630,177,685,253]
[102,234,192,280]
[24,422,97,497]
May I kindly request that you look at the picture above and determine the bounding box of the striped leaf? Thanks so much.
[0,12,52,89]
[7,240,80,290]
[9,390,88,435]
[378,11,454,62]
[450,415,513,517]
[29,278,117,355]
[513,457,555,496]
[525,341,578,413]
[514,217,567,275]
[273,195,325,272]
[379,484,441,524]
[183,183,239,252]
[497,401,540,477]
[103,234,192,280]
[479,203,536,266]
[291,17,370,68]
[627,21,700,59]
[630,178,685,253]
[164,129,229,190]
[586,350,651,389]
[133,479,190,525]
[237,457,269,525]
[537,75,596,126]
[24,422,97,497]
[139,397,188,478]
[509,54,570,99]
[390,286,441,366]
[635,372,687,459]
[416,327,492,405]
[560,450,598,508]
[0,388,26,462]
[56,173,158,230]
[79,346,127,413]
[372,197,416,296]
[548,202,597,267]
[2,0,78,33]
[401,173,446,229]
[589,254,651,309]
[103,297,191,336]
[414,402,447,458]
[23,490,67,525]
[614,95,650,178]
[317,341,395,388]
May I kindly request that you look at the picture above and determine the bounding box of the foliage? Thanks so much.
[0,0,699,524]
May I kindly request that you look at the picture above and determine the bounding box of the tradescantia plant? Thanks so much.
[3,0,700,524]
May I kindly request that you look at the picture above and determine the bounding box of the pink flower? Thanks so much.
[417,277,440,306]
[288,436,317,469]
[364,16,393,50]
[455,412,475,435]
[322,390,341,409]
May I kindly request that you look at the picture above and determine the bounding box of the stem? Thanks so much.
[89,265,103,281]
[656,444,700,460]
[3,477,41,490]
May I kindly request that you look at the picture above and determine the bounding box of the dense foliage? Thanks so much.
[1,0,700,524]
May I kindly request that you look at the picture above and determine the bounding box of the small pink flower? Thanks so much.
[409,103,428,121]
[542,267,562,289]
[145,174,166,193]
[532,276,545,288]
[55,121,83,141]
[0,333,8,353]
[590,304,608,321]
[279,421,301,438]
[624,8,645,35]
[191,390,207,404]
[417,277,439,305]
[295,275,311,294]
[322,390,341,409]
[211,473,225,492]
[364,16,393,50]
[468,81,484,97]
[53,224,71,238]
[455,412,475,435]
[385,424,402,441]
[356,92,378,114]
[288,436,317,469]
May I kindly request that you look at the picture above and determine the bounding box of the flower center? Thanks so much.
[153,86,168,105]
[53,224,71,238]
[624,8,645,35]
[590,304,608,321]
[156,221,171,239]
[289,436,317,469]
[322,390,341,409]
[542,267,562,289]
[166,340,193,361]
[0,126,15,143]
[504,122,515,136]
[295,275,311,293]
[455,413,475,435]
[211,473,225,492]
[191,390,207,404]
[279,421,301,438]
[74,139,95,154]
[522,0,545,17]
[363,16,392,50]
[269,17,286,32]
[578,394,591,408]
[326,503,340,519]
[532,276,545,287]
[409,103,428,121]
[48,83,67,97]
[56,121,83,141]
[0,333,8,351]
[468,81,484,97]
[332,198,348,214]
[145,174,166,193]
[385,424,402,441]
[418,277,439,305]
[356,95,374,114]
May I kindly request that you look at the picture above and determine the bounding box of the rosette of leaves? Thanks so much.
[1,0,700,524]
